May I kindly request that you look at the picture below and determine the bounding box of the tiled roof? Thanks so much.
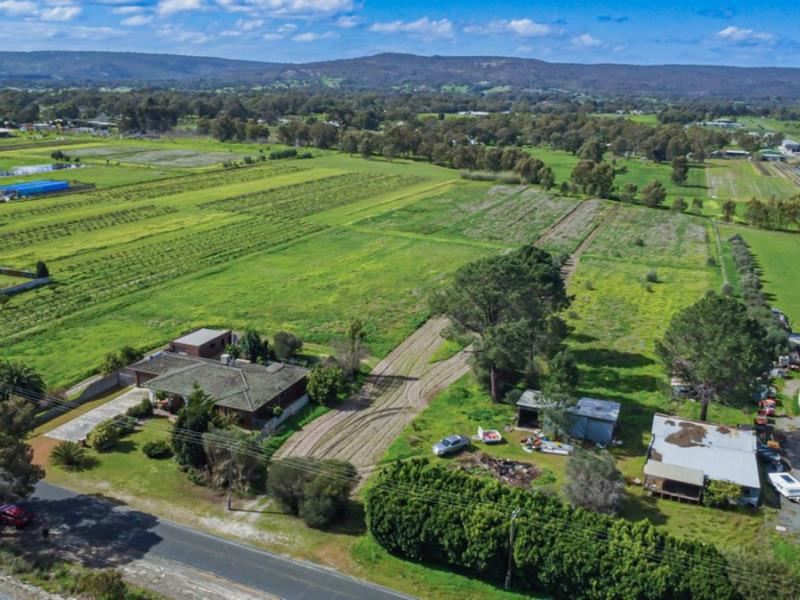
[135,352,308,413]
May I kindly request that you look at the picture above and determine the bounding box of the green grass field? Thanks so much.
[0,142,497,388]
[719,224,800,324]
[706,159,798,202]
[525,146,709,205]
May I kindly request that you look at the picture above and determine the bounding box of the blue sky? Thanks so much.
[0,0,797,66]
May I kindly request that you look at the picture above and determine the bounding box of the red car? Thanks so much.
[0,504,33,529]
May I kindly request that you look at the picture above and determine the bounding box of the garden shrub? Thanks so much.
[126,398,153,419]
[703,479,742,508]
[267,458,356,528]
[142,439,172,459]
[86,420,120,452]
[366,460,737,600]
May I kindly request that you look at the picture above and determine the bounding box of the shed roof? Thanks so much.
[134,352,307,413]
[648,414,760,489]
[644,460,704,487]
[571,397,620,423]
[517,393,620,423]
[172,328,230,347]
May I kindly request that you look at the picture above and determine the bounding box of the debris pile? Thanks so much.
[459,452,540,488]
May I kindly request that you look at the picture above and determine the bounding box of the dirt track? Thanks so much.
[276,318,470,473]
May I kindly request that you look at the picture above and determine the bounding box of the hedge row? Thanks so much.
[365,460,737,600]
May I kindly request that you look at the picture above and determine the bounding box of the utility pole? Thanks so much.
[504,508,521,591]
[226,445,234,511]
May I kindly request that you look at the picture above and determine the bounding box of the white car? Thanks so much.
[768,472,800,501]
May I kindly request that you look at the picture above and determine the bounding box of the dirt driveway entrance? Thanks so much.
[277,318,470,475]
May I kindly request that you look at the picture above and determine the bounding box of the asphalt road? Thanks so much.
[26,482,413,600]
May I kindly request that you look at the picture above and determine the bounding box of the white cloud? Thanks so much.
[157,0,203,16]
[237,17,263,30]
[121,14,153,25]
[40,3,82,21]
[292,30,336,42]
[336,15,359,28]
[507,19,550,37]
[717,26,774,43]
[465,18,551,37]
[370,17,453,39]
[0,0,38,17]
[113,6,144,14]
[571,33,603,47]
[157,24,210,43]
[216,0,353,17]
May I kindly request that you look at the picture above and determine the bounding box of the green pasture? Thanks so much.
[0,147,491,388]
[730,116,800,140]
[706,159,798,202]
[719,224,800,324]
[525,146,709,204]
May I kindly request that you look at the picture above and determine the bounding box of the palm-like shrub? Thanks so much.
[50,441,92,471]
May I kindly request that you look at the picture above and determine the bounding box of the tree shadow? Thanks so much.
[22,485,162,570]
[572,348,655,369]
[620,493,669,527]
[326,500,367,536]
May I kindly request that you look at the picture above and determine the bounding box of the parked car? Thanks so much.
[757,445,784,469]
[0,504,33,529]
[432,435,469,457]
[768,472,800,501]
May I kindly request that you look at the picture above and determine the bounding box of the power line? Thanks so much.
[3,383,780,588]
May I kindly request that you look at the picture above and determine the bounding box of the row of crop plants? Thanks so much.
[0,205,178,250]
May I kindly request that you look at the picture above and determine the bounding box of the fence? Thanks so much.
[34,370,135,427]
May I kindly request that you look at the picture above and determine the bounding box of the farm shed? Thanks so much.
[644,414,761,505]
[131,352,308,429]
[517,392,621,446]
[169,328,232,359]
[0,179,69,198]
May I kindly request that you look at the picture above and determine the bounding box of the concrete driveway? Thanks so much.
[45,387,149,442]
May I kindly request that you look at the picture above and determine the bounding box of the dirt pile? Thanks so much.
[459,452,541,488]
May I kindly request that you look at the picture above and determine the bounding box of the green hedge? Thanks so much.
[365,460,737,600]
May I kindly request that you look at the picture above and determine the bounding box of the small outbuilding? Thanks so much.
[169,328,232,359]
[517,392,621,446]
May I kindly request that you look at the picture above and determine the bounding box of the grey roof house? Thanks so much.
[644,414,761,505]
[131,352,308,429]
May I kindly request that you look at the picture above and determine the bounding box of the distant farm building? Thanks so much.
[644,414,760,505]
[0,179,69,199]
[701,119,744,129]
[169,328,233,359]
[0,128,14,138]
[713,149,751,159]
[781,139,800,154]
[759,150,786,162]
[517,391,621,446]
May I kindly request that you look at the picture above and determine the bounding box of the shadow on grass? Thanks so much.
[572,348,655,369]
[620,493,669,527]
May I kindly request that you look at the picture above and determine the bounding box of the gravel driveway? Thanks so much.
[45,387,149,442]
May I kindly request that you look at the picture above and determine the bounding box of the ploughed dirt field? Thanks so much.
[277,318,470,475]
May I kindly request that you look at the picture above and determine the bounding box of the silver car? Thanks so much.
[432,435,469,457]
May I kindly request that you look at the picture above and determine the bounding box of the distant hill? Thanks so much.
[2,51,800,98]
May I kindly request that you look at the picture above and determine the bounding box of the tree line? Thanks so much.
[365,459,740,600]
